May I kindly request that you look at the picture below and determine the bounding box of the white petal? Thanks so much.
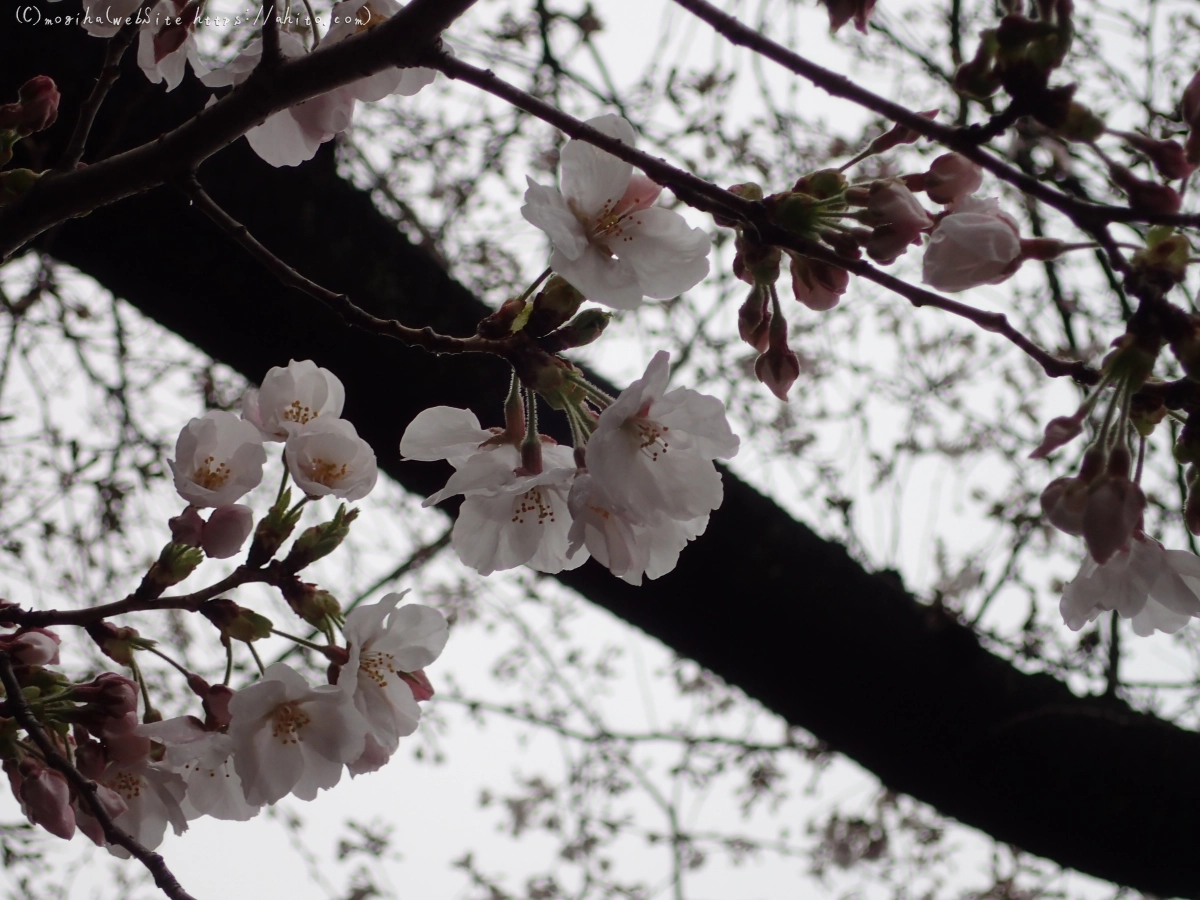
[560,114,636,217]
[247,110,324,168]
[551,246,643,310]
[611,207,711,299]
[400,406,491,464]
[522,179,589,261]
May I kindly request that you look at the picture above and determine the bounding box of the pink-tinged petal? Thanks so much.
[611,207,711,300]
[522,179,589,261]
[559,114,636,217]
[615,173,664,215]
[551,246,643,310]
[399,406,491,464]
[348,734,394,777]
[246,110,324,168]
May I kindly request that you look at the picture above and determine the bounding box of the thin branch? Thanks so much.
[182,176,503,356]
[59,11,147,169]
[0,653,199,900]
[434,55,1098,384]
[0,0,480,260]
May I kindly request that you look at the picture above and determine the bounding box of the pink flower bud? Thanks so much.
[81,673,140,717]
[1109,164,1182,214]
[1182,70,1200,130]
[204,684,235,729]
[1119,133,1195,181]
[737,287,772,352]
[922,196,1023,292]
[18,763,75,840]
[15,76,59,135]
[864,181,934,233]
[400,668,435,702]
[201,504,254,559]
[168,505,204,546]
[1082,476,1146,564]
[3,628,61,666]
[791,255,849,310]
[823,0,877,33]
[755,347,801,401]
[1029,415,1083,459]
[865,225,921,265]
[922,153,984,204]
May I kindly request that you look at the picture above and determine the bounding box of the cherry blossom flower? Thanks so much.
[922,196,1023,292]
[0,628,61,666]
[170,410,267,508]
[136,1,207,92]
[921,153,984,205]
[322,0,438,101]
[92,759,188,856]
[228,663,368,806]
[13,761,75,839]
[243,359,346,442]
[139,717,260,821]
[401,407,585,575]
[200,504,254,559]
[863,181,933,265]
[338,592,447,775]
[285,417,378,501]
[202,34,358,168]
[81,0,142,37]
[1060,535,1200,634]
[790,255,849,312]
[585,351,739,527]
[565,475,708,586]
[521,114,711,310]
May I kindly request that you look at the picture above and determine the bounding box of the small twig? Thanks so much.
[0,653,199,900]
[59,13,146,169]
[433,56,1098,385]
[181,175,504,357]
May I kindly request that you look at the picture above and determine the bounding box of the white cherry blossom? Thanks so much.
[92,760,188,857]
[401,407,586,575]
[243,359,346,441]
[922,196,1023,292]
[136,1,208,91]
[286,417,378,501]
[1060,535,1200,634]
[201,33,357,168]
[586,351,739,527]
[323,0,439,101]
[522,114,711,310]
[170,411,267,508]
[228,663,367,807]
[566,475,708,585]
[338,592,447,774]
[139,717,260,822]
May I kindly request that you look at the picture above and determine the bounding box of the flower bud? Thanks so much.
[1040,475,1087,535]
[539,309,612,352]
[1134,227,1191,293]
[282,503,358,573]
[1053,102,1105,143]
[246,489,305,568]
[279,581,343,629]
[713,182,763,228]
[1118,133,1194,181]
[921,153,984,205]
[1109,164,1182,215]
[203,684,234,729]
[1183,70,1200,130]
[822,0,877,33]
[790,254,848,311]
[862,110,939,157]
[792,168,847,201]
[476,295,527,338]
[16,77,59,135]
[200,598,273,643]
[754,304,801,400]
[201,504,254,559]
[17,761,74,840]
[1,628,61,666]
[142,542,204,594]
[168,506,204,546]
[1176,416,1200,466]
[738,285,772,352]
[523,276,585,337]
[765,191,823,237]
[1029,414,1082,459]
[83,623,150,667]
[954,33,1002,100]
[1082,474,1145,564]
[733,234,782,285]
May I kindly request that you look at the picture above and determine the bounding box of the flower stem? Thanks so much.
[275,447,291,504]
[143,645,192,678]
[247,641,267,677]
[270,628,330,654]
[127,657,158,722]
[223,641,234,685]
[516,266,553,304]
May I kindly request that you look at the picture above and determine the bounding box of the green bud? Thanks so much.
[713,183,762,228]
[280,581,344,630]
[540,309,612,353]
[247,488,305,568]
[85,621,154,667]
[765,192,823,238]
[282,504,358,573]
[144,542,204,593]
[200,598,274,643]
[524,276,585,337]
[793,169,847,202]
[1054,102,1105,143]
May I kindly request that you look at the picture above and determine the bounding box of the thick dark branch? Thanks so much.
[434,56,1096,384]
[0,0,479,259]
[0,653,198,900]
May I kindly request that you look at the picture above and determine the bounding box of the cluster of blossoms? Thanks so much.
[75,0,437,167]
[1,361,446,854]
[395,114,738,584]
